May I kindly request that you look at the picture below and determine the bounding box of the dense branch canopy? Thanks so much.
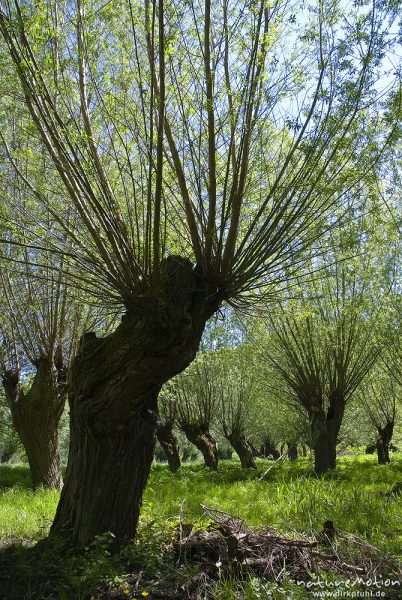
[0,0,400,308]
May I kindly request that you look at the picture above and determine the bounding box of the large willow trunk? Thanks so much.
[157,424,181,472]
[312,427,337,474]
[310,396,344,475]
[226,430,256,469]
[181,423,219,470]
[2,358,65,489]
[50,257,216,548]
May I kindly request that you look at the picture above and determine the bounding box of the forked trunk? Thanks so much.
[50,257,217,548]
[313,428,337,474]
[157,424,181,472]
[2,359,65,489]
[260,437,280,459]
[376,438,389,464]
[226,430,256,469]
[181,423,219,470]
[376,420,393,465]
[287,443,298,461]
[310,397,344,475]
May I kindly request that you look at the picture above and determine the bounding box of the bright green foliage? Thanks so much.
[0,0,400,308]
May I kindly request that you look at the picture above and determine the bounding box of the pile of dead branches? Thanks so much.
[173,505,401,587]
[94,505,401,599]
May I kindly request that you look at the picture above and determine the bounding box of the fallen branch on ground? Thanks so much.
[258,454,286,481]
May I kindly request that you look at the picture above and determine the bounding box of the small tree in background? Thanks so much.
[216,352,257,469]
[256,249,386,474]
[157,384,181,472]
[175,358,219,470]
[0,251,87,488]
[195,346,258,469]
[253,194,400,474]
[362,370,399,464]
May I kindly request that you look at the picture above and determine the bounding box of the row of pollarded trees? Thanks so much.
[0,0,400,550]
[0,192,400,488]
[157,311,401,476]
[156,328,400,476]
[2,257,398,486]
[157,347,259,472]
[251,211,402,473]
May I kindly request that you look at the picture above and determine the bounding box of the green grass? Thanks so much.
[1,455,401,553]
[143,455,402,555]
[0,455,401,599]
[0,486,58,542]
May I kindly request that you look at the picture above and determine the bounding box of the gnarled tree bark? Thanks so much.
[49,257,218,548]
[2,357,66,489]
[310,395,344,475]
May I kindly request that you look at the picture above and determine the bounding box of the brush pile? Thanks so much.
[171,505,401,592]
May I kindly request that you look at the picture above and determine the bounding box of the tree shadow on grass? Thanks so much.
[0,540,74,600]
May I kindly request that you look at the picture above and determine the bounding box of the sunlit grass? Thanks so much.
[0,455,401,556]
[0,484,59,542]
[143,454,402,556]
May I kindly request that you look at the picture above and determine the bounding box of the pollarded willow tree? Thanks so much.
[0,248,90,488]
[360,367,399,464]
[258,237,390,474]
[203,346,258,469]
[0,131,106,488]
[0,0,400,546]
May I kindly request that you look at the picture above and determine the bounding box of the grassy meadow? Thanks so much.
[0,455,401,599]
